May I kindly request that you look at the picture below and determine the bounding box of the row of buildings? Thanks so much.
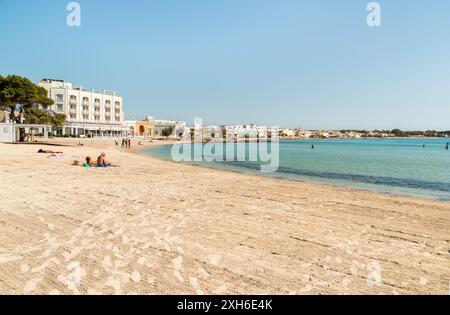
[0,79,405,142]
[280,129,393,139]
[0,79,187,141]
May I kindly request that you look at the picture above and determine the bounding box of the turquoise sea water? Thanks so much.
[143,139,450,201]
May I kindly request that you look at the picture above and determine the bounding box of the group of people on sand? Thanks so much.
[70,152,116,168]
[82,153,116,168]
[115,138,131,149]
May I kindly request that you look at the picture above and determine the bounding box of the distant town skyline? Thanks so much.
[1,0,450,130]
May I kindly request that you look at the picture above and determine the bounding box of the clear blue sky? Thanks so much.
[1,0,450,130]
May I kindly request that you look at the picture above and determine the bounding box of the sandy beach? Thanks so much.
[0,138,449,295]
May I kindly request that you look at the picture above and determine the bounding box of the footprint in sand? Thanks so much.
[137,257,146,265]
[130,272,141,283]
[105,276,123,295]
[102,256,113,268]
[63,247,82,261]
[206,254,221,266]
[197,267,210,279]
[60,261,85,294]
[87,288,103,295]
[419,277,428,286]
[189,277,204,295]
[0,254,21,264]
[20,264,30,273]
[299,284,312,293]
[213,284,228,294]
[24,278,43,293]
[172,256,184,282]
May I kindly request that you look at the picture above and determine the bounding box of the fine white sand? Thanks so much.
[0,139,449,295]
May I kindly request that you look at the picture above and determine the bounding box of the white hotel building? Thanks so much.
[38,79,128,137]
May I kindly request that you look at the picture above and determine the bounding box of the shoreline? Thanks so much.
[0,139,449,294]
[138,141,450,203]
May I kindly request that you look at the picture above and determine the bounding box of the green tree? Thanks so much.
[0,75,54,141]
[161,126,174,137]
[391,129,404,137]
[24,108,66,130]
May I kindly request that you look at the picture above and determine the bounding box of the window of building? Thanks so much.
[94,115,100,121]
[94,98,100,103]
[83,106,89,111]
[105,108,111,113]
[56,103,63,111]
[70,95,76,100]
[70,114,77,119]
[83,115,89,120]
[83,97,89,101]
[56,94,63,102]
[70,105,77,110]
[105,100,111,106]
[115,101,120,106]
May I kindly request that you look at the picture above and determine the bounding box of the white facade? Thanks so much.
[281,129,296,137]
[225,124,268,139]
[0,123,14,142]
[0,123,49,143]
[122,120,137,137]
[154,119,187,138]
[38,79,126,137]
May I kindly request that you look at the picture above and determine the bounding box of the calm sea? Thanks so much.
[143,138,450,201]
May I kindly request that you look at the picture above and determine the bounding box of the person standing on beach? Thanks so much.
[127,138,131,149]
[446,142,449,150]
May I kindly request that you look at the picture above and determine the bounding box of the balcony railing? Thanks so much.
[69,99,77,105]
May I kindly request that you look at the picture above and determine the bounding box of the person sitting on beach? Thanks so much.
[82,156,97,168]
[96,153,116,167]
[38,149,63,154]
